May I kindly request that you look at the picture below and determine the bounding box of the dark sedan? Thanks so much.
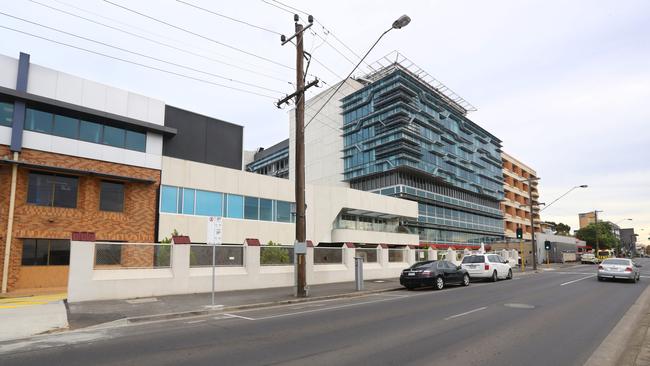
[400,260,470,290]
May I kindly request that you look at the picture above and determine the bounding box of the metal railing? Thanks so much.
[388,248,406,262]
[260,246,294,266]
[189,245,244,267]
[94,242,172,269]
[314,247,343,264]
[355,248,378,263]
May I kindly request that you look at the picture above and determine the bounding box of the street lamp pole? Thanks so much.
[594,210,603,258]
[540,185,588,212]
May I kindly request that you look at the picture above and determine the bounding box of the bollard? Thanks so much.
[354,256,364,291]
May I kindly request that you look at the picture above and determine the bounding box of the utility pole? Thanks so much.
[594,210,600,259]
[526,180,538,270]
[277,14,318,298]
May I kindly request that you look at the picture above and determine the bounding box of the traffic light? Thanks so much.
[545,240,551,250]
[516,227,523,239]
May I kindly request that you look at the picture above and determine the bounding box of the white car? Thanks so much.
[461,254,513,281]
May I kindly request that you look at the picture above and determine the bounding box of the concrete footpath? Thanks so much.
[67,278,402,329]
[0,293,68,341]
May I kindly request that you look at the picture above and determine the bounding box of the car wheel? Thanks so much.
[405,286,414,291]
[462,274,470,286]
[435,276,445,290]
[506,269,513,280]
[597,276,604,281]
[491,271,498,282]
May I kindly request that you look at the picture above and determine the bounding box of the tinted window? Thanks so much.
[52,115,79,139]
[462,255,484,264]
[244,196,259,220]
[79,120,102,143]
[259,198,273,221]
[25,108,53,133]
[410,261,434,270]
[276,200,291,222]
[488,255,500,263]
[0,102,12,126]
[100,181,124,212]
[182,188,195,214]
[125,130,146,152]
[103,126,125,147]
[226,194,243,219]
[48,240,71,265]
[195,190,221,216]
[21,239,70,266]
[27,172,78,208]
[602,259,630,266]
[160,186,178,213]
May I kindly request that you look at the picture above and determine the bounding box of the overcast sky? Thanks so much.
[1,0,649,244]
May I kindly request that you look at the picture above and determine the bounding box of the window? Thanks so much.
[100,181,124,212]
[195,190,221,216]
[182,188,195,214]
[0,102,12,127]
[226,194,243,219]
[79,120,102,143]
[259,198,273,221]
[52,115,79,139]
[276,201,291,223]
[125,130,146,152]
[160,186,178,213]
[25,108,53,133]
[21,239,70,266]
[103,126,125,148]
[27,172,78,208]
[244,196,259,220]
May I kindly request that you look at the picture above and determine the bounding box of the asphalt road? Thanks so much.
[3,259,650,366]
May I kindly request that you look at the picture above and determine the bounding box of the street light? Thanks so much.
[615,218,633,225]
[304,14,411,129]
[540,185,588,212]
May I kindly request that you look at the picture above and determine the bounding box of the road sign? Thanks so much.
[207,216,223,245]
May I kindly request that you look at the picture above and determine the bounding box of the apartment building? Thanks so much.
[500,152,541,241]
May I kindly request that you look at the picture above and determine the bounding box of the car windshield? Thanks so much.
[602,259,630,266]
[462,255,484,264]
[409,261,434,270]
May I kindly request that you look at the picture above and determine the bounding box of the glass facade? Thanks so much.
[0,102,12,127]
[341,68,504,245]
[160,185,294,223]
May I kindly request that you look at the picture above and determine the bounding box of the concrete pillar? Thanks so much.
[171,244,190,290]
[406,247,416,265]
[67,241,95,303]
[379,245,389,268]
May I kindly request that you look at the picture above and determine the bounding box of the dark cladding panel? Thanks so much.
[163,106,243,169]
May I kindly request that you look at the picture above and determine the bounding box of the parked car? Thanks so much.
[597,258,641,283]
[581,253,600,264]
[400,260,470,290]
[460,254,512,281]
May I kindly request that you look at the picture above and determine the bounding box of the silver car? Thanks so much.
[597,258,641,283]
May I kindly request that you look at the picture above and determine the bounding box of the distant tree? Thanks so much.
[544,221,557,232]
[555,223,571,236]
[576,222,620,249]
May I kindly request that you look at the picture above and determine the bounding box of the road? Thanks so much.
[3,259,650,366]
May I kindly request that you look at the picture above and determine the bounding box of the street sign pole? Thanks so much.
[206,216,223,307]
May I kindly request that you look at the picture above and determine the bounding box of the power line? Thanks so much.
[0,24,279,99]
[28,0,293,84]
[0,11,286,94]
[103,0,294,71]
[175,0,282,35]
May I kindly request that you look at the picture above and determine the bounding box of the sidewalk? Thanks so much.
[0,293,68,341]
[67,278,402,329]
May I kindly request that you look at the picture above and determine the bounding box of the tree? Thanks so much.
[260,241,291,265]
[555,223,571,236]
[576,222,620,249]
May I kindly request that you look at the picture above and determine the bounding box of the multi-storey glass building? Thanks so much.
[340,56,504,245]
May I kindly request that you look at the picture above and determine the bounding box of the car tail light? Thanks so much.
[625,267,633,272]
[484,264,490,271]
[598,265,603,270]
[422,270,432,277]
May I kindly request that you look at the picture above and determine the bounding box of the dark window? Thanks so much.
[27,172,78,208]
[103,126,125,148]
[100,181,125,212]
[52,115,79,139]
[25,108,53,133]
[125,130,146,152]
[244,196,259,220]
[259,198,273,221]
[0,102,12,127]
[21,239,70,266]
[79,120,102,143]
[461,255,485,264]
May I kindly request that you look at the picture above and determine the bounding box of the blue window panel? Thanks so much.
[79,120,102,143]
[125,130,146,152]
[160,186,178,213]
[195,190,221,216]
[259,198,273,221]
[226,194,243,219]
[276,201,291,223]
[244,196,259,220]
[52,115,79,139]
[182,188,195,214]
[103,126,125,148]
[25,108,53,133]
[0,102,13,126]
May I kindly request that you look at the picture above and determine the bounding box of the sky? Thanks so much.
[1,0,649,244]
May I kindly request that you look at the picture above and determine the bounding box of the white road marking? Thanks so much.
[444,306,487,320]
[560,275,595,286]
[223,313,256,321]
[186,320,205,324]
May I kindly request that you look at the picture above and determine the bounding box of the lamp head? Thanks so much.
[392,14,411,29]
[579,184,588,188]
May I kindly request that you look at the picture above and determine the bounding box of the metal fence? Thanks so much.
[355,248,378,263]
[189,245,244,267]
[314,247,343,264]
[260,246,294,266]
[94,243,172,269]
[414,249,429,262]
[388,248,406,262]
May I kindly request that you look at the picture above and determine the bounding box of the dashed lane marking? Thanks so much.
[444,306,487,320]
[560,275,595,286]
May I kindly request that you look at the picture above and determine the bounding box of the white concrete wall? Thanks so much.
[535,232,586,264]
[160,156,418,245]
[67,241,412,303]
[289,78,364,186]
